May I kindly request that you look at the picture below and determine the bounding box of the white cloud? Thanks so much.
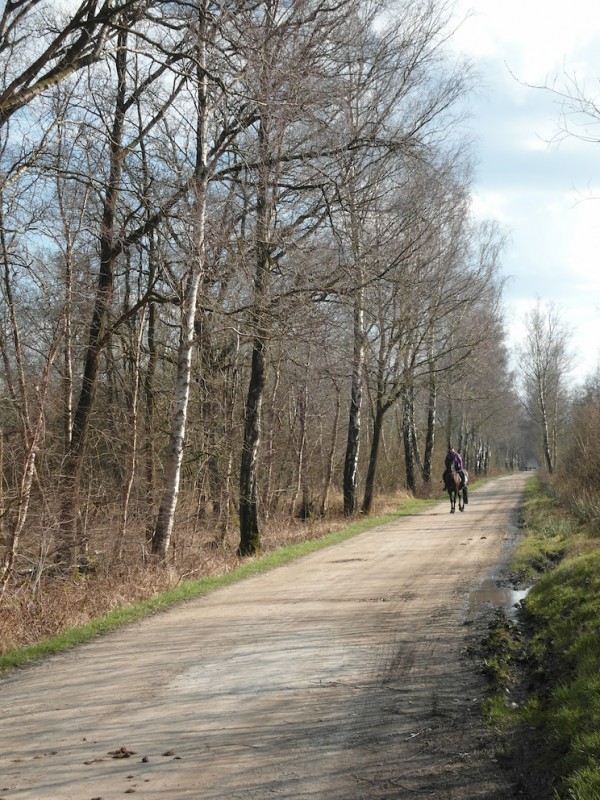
[454,1,600,81]
[567,197,600,276]
[452,0,600,383]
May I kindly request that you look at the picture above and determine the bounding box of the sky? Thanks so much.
[449,0,600,385]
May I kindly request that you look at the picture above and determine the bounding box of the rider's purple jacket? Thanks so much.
[453,452,463,470]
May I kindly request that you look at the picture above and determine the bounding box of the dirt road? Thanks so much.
[0,473,528,800]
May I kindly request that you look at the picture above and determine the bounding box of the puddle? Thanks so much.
[468,579,531,620]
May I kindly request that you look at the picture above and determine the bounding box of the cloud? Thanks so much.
[451,0,600,382]
[453,1,600,82]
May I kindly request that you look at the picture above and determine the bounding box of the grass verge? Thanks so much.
[523,550,600,799]
[479,473,600,799]
[0,498,436,676]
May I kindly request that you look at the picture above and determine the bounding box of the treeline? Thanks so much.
[561,369,600,528]
[0,0,520,587]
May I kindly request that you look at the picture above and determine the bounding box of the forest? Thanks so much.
[1,0,587,632]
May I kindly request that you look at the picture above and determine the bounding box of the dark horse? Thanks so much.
[443,468,468,513]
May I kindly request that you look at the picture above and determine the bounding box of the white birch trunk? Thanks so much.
[151,263,204,558]
[151,14,208,558]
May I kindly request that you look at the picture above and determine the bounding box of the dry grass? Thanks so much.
[0,490,413,654]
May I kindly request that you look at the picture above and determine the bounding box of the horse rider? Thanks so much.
[445,444,467,490]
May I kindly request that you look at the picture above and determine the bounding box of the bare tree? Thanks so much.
[0,141,68,590]
[36,12,191,565]
[235,0,359,554]
[529,70,600,149]
[0,330,62,600]
[563,369,600,525]
[151,2,213,559]
[0,0,145,127]
[517,301,574,473]
[323,0,472,515]
[0,0,527,587]
[360,164,505,506]
[58,25,134,566]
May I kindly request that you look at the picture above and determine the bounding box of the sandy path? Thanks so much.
[0,473,528,799]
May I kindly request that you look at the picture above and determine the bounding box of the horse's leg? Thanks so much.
[450,490,455,513]
[459,490,465,512]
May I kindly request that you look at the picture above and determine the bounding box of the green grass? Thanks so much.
[482,474,600,799]
[563,766,600,800]
[0,498,437,675]
[521,550,600,796]
[478,611,526,732]
[510,475,572,581]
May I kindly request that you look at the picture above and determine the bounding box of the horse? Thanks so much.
[443,468,468,513]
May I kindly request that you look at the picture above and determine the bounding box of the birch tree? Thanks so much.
[0,0,145,128]
[151,3,211,558]
[328,0,471,515]
[0,99,71,586]
[235,0,358,555]
[0,190,65,595]
[517,302,573,473]
[29,9,191,565]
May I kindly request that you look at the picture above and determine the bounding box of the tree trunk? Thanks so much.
[537,379,553,473]
[343,288,365,515]
[289,362,309,519]
[409,385,422,475]
[262,358,281,522]
[362,401,385,514]
[58,28,128,568]
[152,17,209,558]
[463,428,472,472]
[218,334,241,540]
[541,416,553,473]
[239,336,266,556]
[319,386,340,518]
[151,263,205,558]
[143,294,157,543]
[116,309,145,560]
[238,115,272,557]
[457,411,467,456]
[62,236,74,449]
[402,389,416,493]
[140,114,158,543]
[0,428,3,542]
[445,397,454,450]
[422,359,437,484]
[551,392,559,471]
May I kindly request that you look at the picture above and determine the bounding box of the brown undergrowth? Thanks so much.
[0,491,411,654]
